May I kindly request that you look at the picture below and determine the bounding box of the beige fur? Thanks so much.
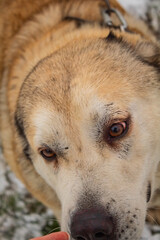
[0,0,160,239]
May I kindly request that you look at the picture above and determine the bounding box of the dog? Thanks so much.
[0,0,160,239]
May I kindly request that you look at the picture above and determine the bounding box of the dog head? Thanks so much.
[15,33,160,239]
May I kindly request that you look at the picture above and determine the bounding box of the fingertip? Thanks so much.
[60,232,70,240]
[30,231,70,240]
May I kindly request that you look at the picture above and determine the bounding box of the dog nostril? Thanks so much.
[71,209,115,240]
[76,236,87,240]
[95,232,107,239]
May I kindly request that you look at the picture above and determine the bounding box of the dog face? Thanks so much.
[15,37,160,239]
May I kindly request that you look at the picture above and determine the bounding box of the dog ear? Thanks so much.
[135,41,160,70]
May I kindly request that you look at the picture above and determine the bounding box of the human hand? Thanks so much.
[30,231,69,240]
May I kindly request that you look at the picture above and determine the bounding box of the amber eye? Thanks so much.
[39,148,57,161]
[109,122,127,138]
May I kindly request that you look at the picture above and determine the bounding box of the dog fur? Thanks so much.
[0,0,160,239]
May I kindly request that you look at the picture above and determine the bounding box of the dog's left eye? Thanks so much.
[109,122,127,138]
[38,147,57,162]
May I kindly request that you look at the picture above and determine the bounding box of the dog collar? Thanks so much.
[102,0,128,31]
[64,0,130,33]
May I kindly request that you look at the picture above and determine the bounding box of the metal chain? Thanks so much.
[102,0,128,31]
[104,0,111,10]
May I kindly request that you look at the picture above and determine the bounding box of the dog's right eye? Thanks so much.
[104,118,130,144]
[109,122,127,138]
[38,147,57,162]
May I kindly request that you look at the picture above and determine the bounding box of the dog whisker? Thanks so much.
[47,226,61,235]
[47,217,61,222]
[146,213,158,225]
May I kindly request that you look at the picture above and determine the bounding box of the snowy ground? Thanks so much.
[118,0,160,37]
[0,0,160,240]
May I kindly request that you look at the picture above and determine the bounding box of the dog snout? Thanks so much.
[70,209,115,240]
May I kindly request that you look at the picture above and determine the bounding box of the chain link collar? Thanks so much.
[102,0,128,31]
[64,0,129,33]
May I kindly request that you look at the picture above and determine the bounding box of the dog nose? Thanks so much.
[70,209,114,240]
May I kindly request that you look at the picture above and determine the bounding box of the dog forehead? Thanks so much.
[30,77,131,125]
[22,37,153,130]
[27,37,138,87]
[25,64,136,142]
[23,37,153,111]
[31,93,110,135]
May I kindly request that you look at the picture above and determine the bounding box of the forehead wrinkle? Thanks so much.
[30,108,66,146]
[30,107,82,151]
[23,51,74,116]
[70,81,129,122]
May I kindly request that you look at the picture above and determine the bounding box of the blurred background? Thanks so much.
[0,0,160,239]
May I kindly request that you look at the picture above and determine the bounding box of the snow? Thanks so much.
[117,0,149,19]
[142,224,160,240]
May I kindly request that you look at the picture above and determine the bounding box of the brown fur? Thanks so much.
[0,0,160,238]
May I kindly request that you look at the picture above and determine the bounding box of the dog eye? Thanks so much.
[109,122,127,138]
[39,147,57,161]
